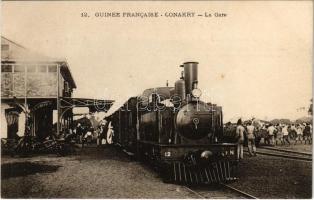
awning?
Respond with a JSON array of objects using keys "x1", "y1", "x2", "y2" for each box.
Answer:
[{"x1": 60, "y1": 97, "x2": 114, "y2": 112}]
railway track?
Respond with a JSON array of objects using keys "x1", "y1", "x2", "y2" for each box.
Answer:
[
  {"x1": 184, "y1": 184, "x2": 257, "y2": 199},
  {"x1": 220, "y1": 184, "x2": 257, "y2": 199},
  {"x1": 259, "y1": 146, "x2": 312, "y2": 156},
  {"x1": 253, "y1": 146, "x2": 312, "y2": 161}
]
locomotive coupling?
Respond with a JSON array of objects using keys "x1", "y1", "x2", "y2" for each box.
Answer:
[
  {"x1": 184, "y1": 150, "x2": 214, "y2": 166},
  {"x1": 200, "y1": 150, "x2": 213, "y2": 159}
]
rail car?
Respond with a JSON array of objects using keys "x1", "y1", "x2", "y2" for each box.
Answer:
[{"x1": 109, "y1": 62, "x2": 239, "y2": 184}]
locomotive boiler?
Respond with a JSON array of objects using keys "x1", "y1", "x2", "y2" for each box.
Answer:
[{"x1": 109, "y1": 61, "x2": 239, "y2": 184}]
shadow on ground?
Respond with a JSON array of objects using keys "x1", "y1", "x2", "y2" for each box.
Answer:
[{"x1": 1, "y1": 162, "x2": 61, "y2": 179}]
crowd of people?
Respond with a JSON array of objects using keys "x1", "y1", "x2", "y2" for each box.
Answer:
[
  {"x1": 260, "y1": 123, "x2": 312, "y2": 146},
  {"x1": 64, "y1": 119, "x2": 114, "y2": 147},
  {"x1": 234, "y1": 119, "x2": 312, "y2": 160}
]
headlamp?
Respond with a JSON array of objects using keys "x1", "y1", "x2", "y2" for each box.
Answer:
[{"x1": 191, "y1": 88, "x2": 202, "y2": 98}]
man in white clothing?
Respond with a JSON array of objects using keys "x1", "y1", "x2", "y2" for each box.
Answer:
[
  {"x1": 236, "y1": 119, "x2": 245, "y2": 160},
  {"x1": 282, "y1": 125, "x2": 290, "y2": 145},
  {"x1": 267, "y1": 124, "x2": 276, "y2": 146},
  {"x1": 246, "y1": 121, "x2": 257, "y2": 156}
]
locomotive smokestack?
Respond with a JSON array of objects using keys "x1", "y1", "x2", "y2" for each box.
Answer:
[{"x1": 183, "y1": 62, "x2": 198, "y2": 95}]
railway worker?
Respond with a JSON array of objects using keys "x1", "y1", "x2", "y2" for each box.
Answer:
[
  {"x1": 236, "y1": 119, "x2": 245, "y2": 160},
  {"x1": 267, "y1": 124, "x2": 276, "y2": 146},
  {"x1": 282, "y1": 125, "x2": 290, "y2": 145},
  {"x1": 246, "y1": 121, "x2": 256, "y2": 156}
]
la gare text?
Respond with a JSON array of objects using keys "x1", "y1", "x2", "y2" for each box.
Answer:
[{"x1": 81, "y1": 12, "x2": 227, "y2": 18}]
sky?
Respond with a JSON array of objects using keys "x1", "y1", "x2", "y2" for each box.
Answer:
[{"x1": 2, "y1": 1, "x2": 313, "y2": 122}]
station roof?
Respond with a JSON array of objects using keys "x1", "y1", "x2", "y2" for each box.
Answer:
[
  {"x1": 60, "y1": 97, "x2": 114, "y2": 112},
  {"x1": 2, "y1": 97, "x2": 114, "y2": 113}
]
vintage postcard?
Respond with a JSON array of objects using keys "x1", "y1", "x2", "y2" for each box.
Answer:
[{"x1": 1, "y1": 1, "x2": 312, "y2": 199}]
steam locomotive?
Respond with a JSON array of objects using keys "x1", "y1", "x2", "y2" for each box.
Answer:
[{"x1": 109, "y1": 62, "x2": 239, "y2": 184}]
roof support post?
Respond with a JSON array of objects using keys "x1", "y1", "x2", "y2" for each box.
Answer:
[{"x1": 57, "y1": 64, "x2": 60, "y2": 136}]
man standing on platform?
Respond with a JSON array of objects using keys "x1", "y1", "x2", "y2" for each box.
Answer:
[
  {"x1": 236, "y1": 119, "x2": 245, "y2": 160},
  {"x1": 246, "y1": 121, "x2": 257, "y2": 156}
]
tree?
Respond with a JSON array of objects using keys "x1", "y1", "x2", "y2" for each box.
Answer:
[{"x1": 308, "y1": 99, "x2": 313, "y2": 116}]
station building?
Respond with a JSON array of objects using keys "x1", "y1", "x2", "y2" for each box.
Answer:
[{"x1": 1, "y1": 36, "x2": 113, "y2": 140}]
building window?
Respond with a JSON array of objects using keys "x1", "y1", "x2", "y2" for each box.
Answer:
[
  {"x1": 14, "y1": 65, "x2": 25, "y2": 72},
  {"x1": 48, "y1": 65, "x2": 57, "y2": 72},
  {"x1": 1, "y1": 44, "x2": 9, "y2": 51},
  {"x1": 1, "y1": 64, "x2": 12, "y2": 72},
  {"x1": 27, "y1": 65, "x2": 36, "y2": 73},
  {"x1": 38, "y1": 65, "x2": 47, "y2": 73}
]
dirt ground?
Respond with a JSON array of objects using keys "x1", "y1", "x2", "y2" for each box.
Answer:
[
  {"x1": 1, "y1": 146, "x2": 198, "y2": 198},
  {"x1": 1, "y1": 145, "x2": 312, "y2": 198},
  {"x1": 229, "y1": 153, "x2": 312, "y2": 199}
]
